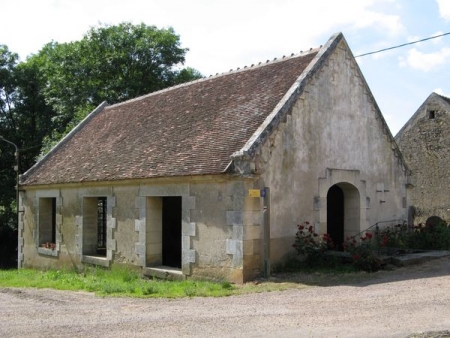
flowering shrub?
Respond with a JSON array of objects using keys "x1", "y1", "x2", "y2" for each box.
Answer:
[
  {"x1": 291, "y1": 218, "x2": 450, "y2": 273},
  {"x1": 292, "y1": 221, "x2": 334, "y2": 267},
  {"x1": 377, "y1": 223, "x2": 408, "y2": 254},
  {"x1": 376, "y1": 221, "x2": 450, "y2": 251},
  {"x1": 343, "y1": 232, "x2": 382, "y2": 272}
]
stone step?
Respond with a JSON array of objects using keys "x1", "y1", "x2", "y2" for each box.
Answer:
[{"x1": 142, "y1": 266, "x2": 185, "y2": 281}]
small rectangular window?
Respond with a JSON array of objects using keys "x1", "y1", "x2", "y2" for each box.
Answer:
[
  {"x1": 38, "y1": 197, "x2": 56, "y2": 248},
  {"x1": 428, "y1": 110, "x2": 436, "y2": 119}
]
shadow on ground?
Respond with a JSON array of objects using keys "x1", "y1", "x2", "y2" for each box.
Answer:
[
  {"x1": 406, "y1": 331, "x2": 450, "y2": 338},
  {"x1": 264, "y1": 251, "x2": 450, "y2": 288}
]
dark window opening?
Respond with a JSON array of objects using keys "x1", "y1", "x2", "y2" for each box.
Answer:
[
  {"x1": 428, "y1": 110, "x2": 436, "y2": 119},
  {"x1": 39, "y1": 197, "x2": 57, "y2": 248}
]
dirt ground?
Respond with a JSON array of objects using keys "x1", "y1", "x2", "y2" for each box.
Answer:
[{"x1": 1, "y1": 257, "x2": 450, "y2": 338}]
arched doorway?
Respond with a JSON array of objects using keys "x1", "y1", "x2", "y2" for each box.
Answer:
[{"x1": 327, "y1": 182, "x2": 360, "y2": 249}]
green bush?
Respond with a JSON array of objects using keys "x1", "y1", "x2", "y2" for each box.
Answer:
[{"x1": 408, "y1": 220, "x2": 450, "y2": 250}]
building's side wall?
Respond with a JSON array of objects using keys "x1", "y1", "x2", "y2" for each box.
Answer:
[
  {"x1": 188, "y1": 180, "x2": 261, "y2": 282},
  {"x1": 253, "y1": 39, "x2": 408, "y2": 265},
  {"x1": 20, "y1": 176, "x2": 261, "y2": 282},
  {"x1": 396, "y1": 96, "x2": 450, "y2": 223}
]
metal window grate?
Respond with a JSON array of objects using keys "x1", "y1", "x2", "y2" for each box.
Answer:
[{"x1": 97, "y1": 197, "x2": 107, "y2": 249}]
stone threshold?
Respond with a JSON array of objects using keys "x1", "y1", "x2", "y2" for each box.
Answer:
[{"x1": 143, "y1": 266, "x2": 185, "y2": 281}]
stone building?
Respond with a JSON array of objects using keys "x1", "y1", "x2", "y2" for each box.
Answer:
[
  {"x1": 18, "y1": 32, "x2": 409, "y2": 282},
  {"x1": 395, "y1": 92, "x2": 450, "y2": 225}
]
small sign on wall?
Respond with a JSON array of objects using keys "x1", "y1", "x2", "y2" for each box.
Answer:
[
  {"x1": 248, "y1": 189, "x2": 266, "y2": 198},
  {"x1": 248, "y1": 189, "x2": 261, "y2": 198}
]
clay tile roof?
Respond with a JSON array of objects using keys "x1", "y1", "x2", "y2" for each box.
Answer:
[{"x1": 21, "y1": 50, "x2": 318, "y2": 185}]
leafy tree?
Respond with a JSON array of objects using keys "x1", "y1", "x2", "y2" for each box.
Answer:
[
  {"x1": 0, "y1": 45, "x2": 20, "y2": 226},
  {"x1": 175, "y1": 67, "x2": 203, "y2": 85},
  {"x1": 0, "y1": 45, "x2": 22, "y2": 268},
  {"x1": 0, "y1": 45, "x2": 19, "y2": 133},
  {"x1": 1, "y1": 46, "x2": 55, "y2": 233}
]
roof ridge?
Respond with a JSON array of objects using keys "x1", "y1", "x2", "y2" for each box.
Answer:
[{"x1": 108, "y1": 47, "x2": 322, "y2": 109}]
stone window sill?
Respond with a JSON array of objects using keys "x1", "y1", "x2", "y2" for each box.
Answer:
[{"x1": 37, "y1": 247, "x2": 58, "y2": 257}]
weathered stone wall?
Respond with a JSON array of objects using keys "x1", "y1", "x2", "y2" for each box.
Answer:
[
  {"x1": 251, "y1": 39, "x2": 408, "y2": 265},
  {"x1": 19, "y1": 175, "x2": 261, "y2": 283},
  {"x1": 396, "y1": 93, "x2": 450, "y2": 224}
]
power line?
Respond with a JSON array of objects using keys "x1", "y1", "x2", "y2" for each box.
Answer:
[{"x1": 354, "y1": 32, "x2": 450, "y2": 58}]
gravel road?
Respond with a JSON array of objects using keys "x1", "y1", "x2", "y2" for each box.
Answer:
[{"x1": 1, "y1": 257, "x2": 450, "y2": 338}]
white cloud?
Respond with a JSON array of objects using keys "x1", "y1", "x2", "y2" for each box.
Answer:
[
  {"x1": 434, "y1": 88, "x2": 450, "y2": 98},
  {"x1": 437, "y1": 0, "x2": 450, "y2": 20},
  {"x1": 353, "y1": 11, "x2": 403, "y2": 35},
  {"x1": 398, "y1": 47, "x2": 450, "y2": 71}
]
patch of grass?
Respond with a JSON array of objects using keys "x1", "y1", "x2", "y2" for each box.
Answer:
[{"x1": 0, "y1": 267, "x2": 304, "y2": 298}]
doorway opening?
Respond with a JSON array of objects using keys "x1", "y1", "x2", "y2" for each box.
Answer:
[
  {"x1": 327, "y1": 183, "x2": 360, "y2": 250},
  {"x1": 146, "y1": 196, "x2": 182, "y2": 269},
  {"x1": 162, "y1": 196, "x2": 182, "y2": 268}
]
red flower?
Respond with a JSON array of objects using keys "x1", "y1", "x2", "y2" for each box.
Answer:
[{"x1": 380, "y1": 235, "x2": 389, "y2": 247}]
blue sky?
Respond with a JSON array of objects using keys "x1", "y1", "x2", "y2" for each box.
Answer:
[{"x1": 1, "y1": 0, "x2": 449, "y2": 135}]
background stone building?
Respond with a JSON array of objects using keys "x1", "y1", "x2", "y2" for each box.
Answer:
[{"x1": 396, "y1": 92, "x2": 450, "y2": 225}]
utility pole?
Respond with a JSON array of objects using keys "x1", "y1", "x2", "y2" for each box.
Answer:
[{"x1": 263, "y1": 187, "x2": 270, "y2": 278}]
